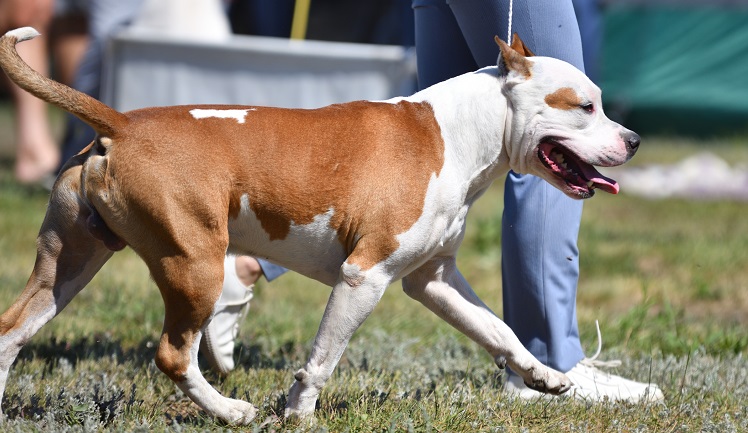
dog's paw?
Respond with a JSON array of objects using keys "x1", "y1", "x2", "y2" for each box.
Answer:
[
  {"x1": 284, "y1": 376, "x2": 319, "y2": 420},
  {"x1": 283, "y1": 406, "x2": 317, "y2": 422},
  {"x1": 524, "y1": 368, "x2": 572, "y2": 395},
  {"x1": 222, "y1": 399, "x2": 258, "y2": 425}
]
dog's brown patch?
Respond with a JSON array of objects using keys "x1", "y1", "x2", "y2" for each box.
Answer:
[
  {"x1": 544, "y1": 87, "x2": 581, "y2": 111},
  {"x1": 227, "y1": 101, "x2": 445, "y2": 270},
  {"x1": 95, "y1": 101, "x2": 445, "y2": 272}
]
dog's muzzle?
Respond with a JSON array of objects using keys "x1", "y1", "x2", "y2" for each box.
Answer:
[{"x1": 537, "y1": 138, "x2": 620, "y2": 198}]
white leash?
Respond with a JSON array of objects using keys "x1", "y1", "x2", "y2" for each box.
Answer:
[
  {"x1": 580, "y1": 320, "x2": 623, "y2": 368},
  {"x1": 507, "y1": 0, "x2": 514, "y2": 43}
]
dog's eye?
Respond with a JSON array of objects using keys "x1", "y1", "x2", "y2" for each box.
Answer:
[{"x1": 581, "y1": 103, "x2": 594, "y2": 113}]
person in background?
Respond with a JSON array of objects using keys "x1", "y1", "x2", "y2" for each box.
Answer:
[
  {"x1": 0, "y1": 0, "x2": 88, "y2": 186},
  {"x1": 412, "y1": 0, "x2": 662, "y2": 402},
  {"x1": 0, "y1": 0, "x2": 58, "y2": 185}
]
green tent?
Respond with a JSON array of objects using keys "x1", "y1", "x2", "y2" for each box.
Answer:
[{"x1": 601, "y1": 3, "x2": 748, "y2": 136}]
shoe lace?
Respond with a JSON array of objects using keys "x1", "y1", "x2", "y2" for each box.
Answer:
[{"x1": 579, "y1": 320, "x2": 622, "y2": 369}]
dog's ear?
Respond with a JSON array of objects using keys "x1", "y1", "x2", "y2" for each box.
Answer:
[
  {"x1": 510, "y1": 33, "x2": 534, "y2": 57},
  {"x1": 495, "y1": 35, "x2": 533, "y2": 81}
]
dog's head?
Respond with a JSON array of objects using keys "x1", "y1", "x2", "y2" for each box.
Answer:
[{"x1": 496, "y1": 35, "x2": 639, "y2": 199}]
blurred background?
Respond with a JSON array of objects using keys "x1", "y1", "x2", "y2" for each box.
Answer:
[{"x1": 601, "y1": 0, "x2": 748, "y2": 137}]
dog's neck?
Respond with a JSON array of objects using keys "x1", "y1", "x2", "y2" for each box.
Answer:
[{"x1": 408, "y1": 67, "x2": 511, "y2": 201}]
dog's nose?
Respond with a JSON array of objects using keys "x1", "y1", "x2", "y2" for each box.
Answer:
[{"x1": 623, "y1": 131, "x2": 640, "y2": 151}]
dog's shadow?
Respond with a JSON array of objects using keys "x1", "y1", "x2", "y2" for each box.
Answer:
[
  {"x1": 7, "y1": 336, "x2": 302, "y2": 425},
  {"x1": 8, "y1": 336, "x2": 442, "y2": 426},
  {"x1": 14, "y1": 335, "x2": 301, "y2": 371}
]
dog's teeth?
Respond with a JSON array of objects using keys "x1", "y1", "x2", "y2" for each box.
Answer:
[{"x1": 587, "y1": 180, "x2": 595, "y2": 188}]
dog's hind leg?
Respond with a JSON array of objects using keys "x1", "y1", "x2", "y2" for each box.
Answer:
[
  {"x1": 147, "y1": 249, "x2": 257, "y2": 425},
  {"x1": 284, "y1": 260, "x2": 390, "y2": 419},
  {"x1": 0, "y1": 166, "x2": 114, "y2": 418},
  {"x1": 402, "y1": 256, "x2": 572, "y2": 395}
]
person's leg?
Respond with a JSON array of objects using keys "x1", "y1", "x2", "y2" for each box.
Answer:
[
  {"x1": 49, "y1": 1, "x2": 89, "y2": 88},
  {"x1": 200, "y1": 255, "x2": 255, "y2": 374},
  {"x1": 446, "y1": 0, "x2": 586, "y2": 374},
  {"x1": 412, "y1": 0, "x2": 477, "y2": 90},
  {"x1": 572, "y1": 0, "x2": 603, "y2": 83},
  {"x1": 0, "y1": 0, "x2": 59, "y2": 184},
  {"x1": 201, "y1": 255, "x2": 287, "y2": 374},
  {"x1": 445, "y1": 0, "x2": 662, "y2": 402},
  {"x1": 11, "y1": 31, "x2": 60, "y2": 184},
  {"x1": 501, "y1": 173, "x2": 585, "y2": 372}
]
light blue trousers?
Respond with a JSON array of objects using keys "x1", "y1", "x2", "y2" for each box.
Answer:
[{"x1": 413, "y1": 0, "x2": 586, "y2": 373}]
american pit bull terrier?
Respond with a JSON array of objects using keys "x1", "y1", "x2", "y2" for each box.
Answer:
[{"x1": 0, "y1": 27, "x2": 639, "y2": 424}]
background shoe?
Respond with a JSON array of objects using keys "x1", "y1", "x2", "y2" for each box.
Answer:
[{"x1": 200, "y1": 256, "x2": 253, "y2": 374}]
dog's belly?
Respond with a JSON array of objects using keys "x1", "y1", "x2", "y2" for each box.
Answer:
[{"x1": 226, "y1": 205, "x2": 347, "y2": 286}]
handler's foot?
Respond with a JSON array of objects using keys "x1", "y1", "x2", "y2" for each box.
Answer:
[
  {"x1": 505, "y1": 361, "x2": 664, "y2": 403},
  {"x1": 505, "y1": 321, "x2": 664, "y2": 403},
  {"x1": 566, "y1": 360, "x2": 663, "y2": 403},
  {"x1": 200, "y1": 255, "x2": 254, "y2": 374}
]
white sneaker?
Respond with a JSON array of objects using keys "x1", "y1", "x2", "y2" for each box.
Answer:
[
  {"x1": 504, "y1": 362, "x2": 664, "y2": 403},
  {"x1": 200, "y1": 256, "x2": 253, "y2": 374},
  {"x1": 564, "y1": 360, "x2": 664, "y2": 403},
  {"x1": 504, "y1": 321, "x2": 664, "y2": 403}
]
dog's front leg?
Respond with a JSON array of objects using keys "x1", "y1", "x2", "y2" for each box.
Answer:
[
  {"x1": 285, "y1": 262, "x2": 389, "y2": 420},
  {"x1": 402, "y1": 257, "x2": 571, "y2": 395}
]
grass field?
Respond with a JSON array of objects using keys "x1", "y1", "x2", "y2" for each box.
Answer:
[{"x1": 0, "y1": 106, "x2": 747, "y2": 431}]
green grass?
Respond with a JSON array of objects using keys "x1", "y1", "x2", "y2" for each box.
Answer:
[{"x1": 0, "y1": 138, "x2": 747, "y2": 432}]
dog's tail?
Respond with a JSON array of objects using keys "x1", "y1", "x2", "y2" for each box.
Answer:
[{"x1": 0, "y1": 27, "x2": 127, "y2": 136}]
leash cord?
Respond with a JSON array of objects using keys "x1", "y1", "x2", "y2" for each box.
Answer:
[{"x1": 507, "y1": 0, "x2": 514, "y2": 43}]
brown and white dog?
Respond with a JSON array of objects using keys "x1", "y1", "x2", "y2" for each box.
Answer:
[{"x1": 0, "y1": 27, "x2": 639, "y2": 424}]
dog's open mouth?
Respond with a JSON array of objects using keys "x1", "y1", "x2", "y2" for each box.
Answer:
[{"x1": 538, "y1": 139, "x2": 619, "y2": 197}]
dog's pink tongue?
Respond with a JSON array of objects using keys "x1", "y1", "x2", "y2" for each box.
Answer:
[{"x1": 579, "y1": 164, "x2": 620, "y2": 194}]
